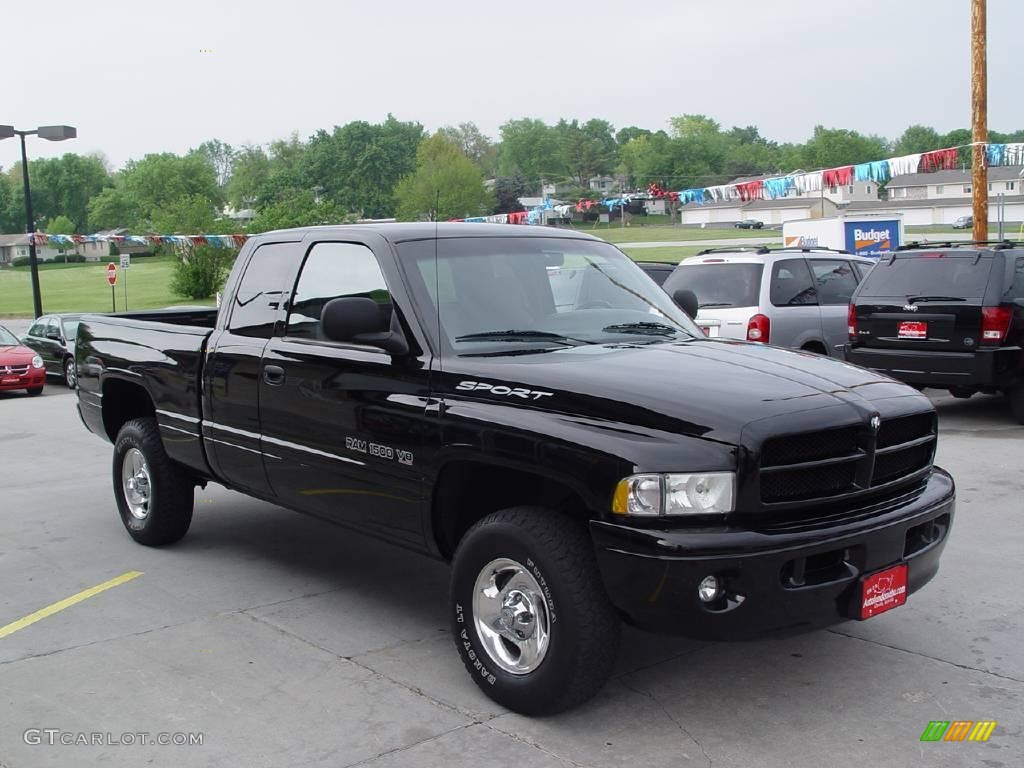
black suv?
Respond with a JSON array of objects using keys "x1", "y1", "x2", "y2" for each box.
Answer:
[{"x1": 845, "y1": 243, "x2": 1024, "y2": 422}]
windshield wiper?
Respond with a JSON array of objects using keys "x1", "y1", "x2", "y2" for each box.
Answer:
[
  {"x1": 601, "y1": 321, "x2": 687, "y2": 336},
  {"x1": 698, "y1": 302, "x2": 732, "y2": 308},
  {"x1": 905, "y1": 295, "x2": 967, "y2": 303},
  {"x1": 455, "y1": 330, "x2": 581, "y2": 345}
]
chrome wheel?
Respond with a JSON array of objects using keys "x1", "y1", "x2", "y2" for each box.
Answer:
[
  {"x1": 472, "y1": 557, "x2": 551, "y2": 675},
  {"x1": 64, "y1": 359, "x2": 77, "y2": 388},
  {"x1": 121, "y1": 448, "x2": 152, "y2": 520}
]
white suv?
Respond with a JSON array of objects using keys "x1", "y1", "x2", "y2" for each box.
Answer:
[{"x1": 662, "y1": 247, "x2": 876, "y2": 356}]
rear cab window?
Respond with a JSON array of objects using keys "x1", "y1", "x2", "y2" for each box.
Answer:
[
  {"x1": 228, "y1": 243, "x2": 302, "y2": 338},
  {"x1": 663, "y1": 262, "x2": 764, "y2": 309},
  {"x1": 857, "y1": 251, "x2": 994, "y2": 299}
]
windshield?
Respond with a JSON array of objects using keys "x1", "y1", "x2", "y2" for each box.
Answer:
[
  {"x1": 398, "y1": 237, "x2": 701, "y2": 355},
  {"x1": 0, "y1": 325, "x2": 20, "y2": 346},
  {"x1": 664, "y1": 263, "x2": 764, "y2": 308},
  {"x1": 859, "y1": 253, "x2": 993, "y2": 299}
]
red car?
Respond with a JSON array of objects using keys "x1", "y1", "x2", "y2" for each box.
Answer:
[{"x1": 0, "y1": 323, "x2": 46, "y2": 396}]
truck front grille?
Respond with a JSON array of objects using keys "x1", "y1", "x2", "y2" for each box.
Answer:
[{"x1": 759, "y1": 413, "x2": 936, "y2": 505}]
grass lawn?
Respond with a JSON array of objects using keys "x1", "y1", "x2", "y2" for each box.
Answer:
[
  {"x1": 623, "y1": 246, "x2": 707, "y2": 263},
  {"x1": 566, "y1": 223, "x2": 776, "y2": 244},
  {"x1": 0, "y1": 256, "x2": 213, "y2": 317}
]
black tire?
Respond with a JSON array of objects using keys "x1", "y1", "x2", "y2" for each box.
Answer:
[
  {"x1": 1008, "y1": 387, "x2": 1024, "y2": 425},
  {"x1": 112, "y1": 417, "x2": 194, "y2": 545},
  {"x1": 949, "y1": 387, "x2": 974, "y2": 400},
  {"x1": 63, "y1": 357, "x2": 77, "y2": 388},
  {"x1": 26, "y1": 387, "x2": 43, "y2": 396},
  {"x1": 450, "y1": 506, "x2": 620, "y2": 715}
]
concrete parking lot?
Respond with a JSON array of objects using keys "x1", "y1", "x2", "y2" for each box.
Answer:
[{"x1": 0, "y1": 383, "x2": 1021, "y2": 768}]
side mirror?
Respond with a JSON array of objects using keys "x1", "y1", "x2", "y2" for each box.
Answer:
[
  {"x1": 321, "y1": 297, "x2": 408, "y2": 356},
  {"x1": 672, "y1": 289, "x2": 699, "y2": 319}
]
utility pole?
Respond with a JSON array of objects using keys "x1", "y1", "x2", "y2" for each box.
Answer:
[{"x1": 971, "y1": 0, "x2": 988, "y2": 242}]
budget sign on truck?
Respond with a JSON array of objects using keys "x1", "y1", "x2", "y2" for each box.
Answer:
[{"x1": 783, "y1": 214, "x2": 903, "y2": 258}]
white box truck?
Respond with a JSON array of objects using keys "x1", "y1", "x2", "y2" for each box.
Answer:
[{"x1": 782, "y1": 214, "x2": 904, "y2": 258}]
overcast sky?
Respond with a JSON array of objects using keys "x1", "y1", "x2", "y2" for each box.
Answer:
[{"x1": 3, "y1": 0, "x2": 1021, "y2": 171}]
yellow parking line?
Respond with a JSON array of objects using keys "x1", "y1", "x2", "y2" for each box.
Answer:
[{"x1": 0, "y1": 571, "x2": 143, "y2": 640}]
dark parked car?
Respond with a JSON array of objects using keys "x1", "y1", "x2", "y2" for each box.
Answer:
[
  {"x1": 21, "y1": 313, "x2": 82, "y2": 387},
  {"x1": 951, "y1": 215, "x2": 973, "y2": 230},
  {"x1": 634, "y1": 260, "x2": 676, "y2": 286},
  {"x1": 76, "y1": 224, "x2": 955, "y2": 714},
  {"x1": 735, "y1": 219, "x2": 764, "y2": 229},
  {"x1": 845, "y1": 243, "x2": 1024, "y2": 422}
]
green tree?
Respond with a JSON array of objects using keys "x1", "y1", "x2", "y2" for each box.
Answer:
[
  {"x1": 615, "y1": 126, "x2": 651, "y2": 146},
  {"x1": 438, "y1": 122, "x2": 496, "y2": 172},
  {"x1": 170, "y1": 244, "x2": 236, "y2": 300},
  {"x1": 0, "y1": 172, "x2": 20, "y2": 233},
  {"x1": 45, "y1": 214, "x2": 75, "y2": 234},
  {"x1": 496, "y1": 119, "x2": 560, "y2": 187},
  {"x1": 395, "y1": 133, "x2": 495, "y2": 221},
  {"x1": 797, "y1": 126, "x2": 890, "y2": 169},
  {"x1": 120, "y1": 152, "x2": 221, "y2": 225},
  {"x1": 194, "y1": 139, "x2": 236, "y2": 188},
  {"x1": 247, "y1": 190, "x2": 350, "y2": 233},
  {"x1": 301, "y1": 116, "x2": 423, "y2": 218},
  {"x1": 150, "y1": 193, "x2": 220, "y2": 233},
  {"x1": 555, "y1": 119, "x2": 618, "y2": 187},
  {"x1": 6, "y1": 153, "x2": 110, "y2": 232},
  {"x1": 493, "y1": 176, "x2": 529, "y2": 213},
  {"x1": 893, "y1": 125, "x2": 944, "y2": 155},
  {"x1": 87, "y1": 186, "x2": 142, "y2": 231},
  {"x1": 227, "y1": 144, "x2": 272, "y2": 208}
]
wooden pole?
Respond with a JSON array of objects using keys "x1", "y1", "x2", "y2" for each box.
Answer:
[{"x1": 971, "y1": 0, "x2": 988, "y2": 242}]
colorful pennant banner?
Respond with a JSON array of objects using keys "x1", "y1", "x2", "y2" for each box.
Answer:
[{"x1": 31, "y1": 232, "x2": 248, "y2": 249}]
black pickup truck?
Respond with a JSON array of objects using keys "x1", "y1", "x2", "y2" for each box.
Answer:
[{"x1": 76, "y1": 224, "x2": 955, "y2": 714}]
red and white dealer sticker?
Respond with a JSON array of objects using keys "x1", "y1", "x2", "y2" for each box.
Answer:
[{"x1": 859, "y1": 564, "x2": 908, "y2": 619}]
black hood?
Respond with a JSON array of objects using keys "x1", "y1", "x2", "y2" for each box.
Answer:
[{"x1": 443, "y1": 339, "x2": 929, "y2": 446}]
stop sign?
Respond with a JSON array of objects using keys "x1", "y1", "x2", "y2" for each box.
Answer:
[{"x1": 106, "y1": 262, "x2": 117, "y2": 286}]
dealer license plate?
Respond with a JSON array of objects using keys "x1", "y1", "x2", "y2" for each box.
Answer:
[
  {"x1": 858, "y1": 564, "x2": 908, "y2": 619},
  {"x1": 898, "y1": 321, "x2": 928, "y2": 339}
]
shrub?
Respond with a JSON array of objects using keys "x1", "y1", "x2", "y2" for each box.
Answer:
[
  {"x1": 170, "y1": 245, "x2": 236, "y2": 300},
  {"x1": 11, "y1": 256, "x2": 30, "y2": 267}
]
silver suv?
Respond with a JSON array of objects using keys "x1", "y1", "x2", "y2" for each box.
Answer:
[{"x1": 662, "y1": 247, "x2": 876, "y2": 356}]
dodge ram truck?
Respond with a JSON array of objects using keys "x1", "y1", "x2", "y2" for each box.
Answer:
[{"x1": 76, "y1": 223, "x2": 956, "y2": 714}]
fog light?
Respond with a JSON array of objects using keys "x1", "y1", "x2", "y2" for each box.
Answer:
[{"x1": 697, "y1": 575, "x2": 722, "y2": 603}]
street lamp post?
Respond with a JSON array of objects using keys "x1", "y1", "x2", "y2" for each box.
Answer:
[{"x1": 0, "y1": 124, "x2": 78, "y2": 318}]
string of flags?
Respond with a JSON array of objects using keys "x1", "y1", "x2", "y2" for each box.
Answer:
[
  {"x1": 31, "y1": 232, "x2": 248, "y2": 249},
  {"x1": 449, "y1": 141, "x2": 1024, "y2": 224}
]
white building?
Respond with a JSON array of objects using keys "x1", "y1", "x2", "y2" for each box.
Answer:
[
  {"x1": 680, "y1": 197, "x2": 838, "y2": 226},
  {"x1": 848, "y1": 166, "x2": 1024, "y2": 226},
  {"x1": 0, "y1": 234, "x2": 112, "y2": 266}
]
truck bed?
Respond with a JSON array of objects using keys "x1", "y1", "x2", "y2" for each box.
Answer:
[{"x1": 75, "y1": 309, "x2": 217, "y2": 478}]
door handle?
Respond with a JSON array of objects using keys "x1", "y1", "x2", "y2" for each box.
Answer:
[{"x1": 263, "y1": 364, "x2": 285, "y2": 386}]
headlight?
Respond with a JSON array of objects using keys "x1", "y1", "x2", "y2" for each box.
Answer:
[
  {"x1": 31, "y1": 355, "x2": 44, "y2": 369},
  {"x1": 612, "y1": 472, "x2": 735, "y2": 516}
]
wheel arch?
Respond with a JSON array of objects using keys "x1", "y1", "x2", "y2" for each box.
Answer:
[
  {"x1": 430, "y1": 457, "x2": 595, "y2": 560},
  {"x1": 101, "y1": 376, "x2": 156, "y2": 442}
]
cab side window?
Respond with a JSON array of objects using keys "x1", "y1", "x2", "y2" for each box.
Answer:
[
  {"x1": 810, "y1": 259, "x2": 860, "y2": 305},
  {"x1": 46, "y1": 317, "x2": 61, "y2": 339},
  {"x1": 287, "y1": 242, "x2": 392, "y2": 341},
  {"x1": 770, "y1": 259, "x2": 818, "y2": 306},
  {"x1": 28, "y1": 319, "x2": 47, "y2": 337},
  {"x1": 228, "y1": 243, "x2": 301, "y2": 338}
]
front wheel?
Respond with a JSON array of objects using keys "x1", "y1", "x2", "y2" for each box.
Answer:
[
  {"x1": 113, "y1": 417, "x2": 194, "y2": 545},
  {"x1": 26, "y1": 386, "x2": 43, "y2": 396},
  {"x1": 450, "y1": 506, "x2": 620, "y2": 715}
]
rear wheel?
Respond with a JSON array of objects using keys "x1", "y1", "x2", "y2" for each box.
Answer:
[
  {"x1": 450, "y1": 506, "x2": 620, "y2": 715},
  {"x1": 63, "y1": 357, "x2": 77, "y2": 388},
  {"x1": 949, "y1": 387, "x2": 975, "y2": 400},
  {"x1": 113, "y1": 417, "x2": 194, "y2": 545}
]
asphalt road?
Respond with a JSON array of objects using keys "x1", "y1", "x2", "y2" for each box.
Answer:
[{"x1": 0, "y1": 384, "x2": 1021, "y2": 768}]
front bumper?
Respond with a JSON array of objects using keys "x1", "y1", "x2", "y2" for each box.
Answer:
[
  {"x1": 0, "y1": 368, "x2": 45, "y2": 391},
  {"x1": 591, "y1": 468, "x2": 955, "y2": 640},
  {"x1": 844, "y1": 344, "x2": 1021, "y2": 389}
]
